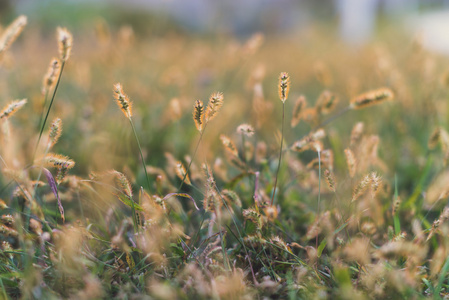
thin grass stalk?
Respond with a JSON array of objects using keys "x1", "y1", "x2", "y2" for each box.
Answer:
[
  {"x1": 316, "y1": 149, "x2": 321, "y2": 249},
  {"x1": 312, "y1": 106, "x2": 350, "y2": 132},
  {"x1": 32, "y1": 61, "x2": 66, "y2": 163},
  {"x1": 129, "y1": 118, "x2": 151, "y2": 192},
  {"x1": 178, "y1": 122, "x2": 207, "y2": 190},
  {"x1": 271, "y1": 102, "x2": 285, "y2": 206},
  {"x1": 36, "y1": 89, "x2": 50, "y2": 138}
]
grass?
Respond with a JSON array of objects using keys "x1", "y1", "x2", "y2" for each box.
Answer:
[{"x1": 2, "y1": 11, "x2": 449, "y2": 299}]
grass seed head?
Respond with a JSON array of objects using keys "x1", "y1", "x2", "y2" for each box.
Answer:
[
  {"x1": 350, "y1": 88, "x2": 394, "y2": 110},
  {"x1": 0, "y1": 99, "x2": 27, "y2": 119},
  {"x1": 205, "y1": 92, "x2": 223, "y2": 122},
  {"x1": 42, "y1": 58, "x2": 60, "y2": 94},
  {"x1": 57, "y1": 27, "x2": 73, "y2": 61},
  {"x1": 220, "y1": 134, "x2": 239, "y2": 157},
  {"x1": 350, "y1": 122, "x2": 364, "y2": 148},
  {"x1": 0, "y1": 15, "x2": 27, "y2": 54},
  {"x1": 112, "y1": 170, "x2": 133, "y2": 198},
  {"x1": 48, "y1": 117, "x2": 62, "y2": 148},
  {"x1": 236, "y1": 123, "x2": 255, "y2": 137},
  {"x1": 44, "y1": 153, "x2": 75, "y2": 170},
  {"x1": 193, "y1": 99, "x2": 205, "y2": 132},
  {"x1": 370, "y1": 172, "x2": 382, "y2": 197},
  {"x1": 278, "y1": 72, "x2": 290, "y2": 103},
  {"x1": 316, "y1": 90, "x2": 338, "y2": 114},
  {"x1": 344, "y1": 148, "x2": 357, "y2": 178},
  {"x1": 113, "y1": 83, "x2": 132, "y2": 118},
  {"x1": 324, "y1": 169, "x2": 336, "y2": 192},
  {"x1": 352, "y1": 173, "x2": 371, "y2": 202},
  {"x1": 175, "y1": 161, "x2": 191, "y2": 185},
  {"x1": 291, "y1": 95, "x2": 307, "y2": 127}
]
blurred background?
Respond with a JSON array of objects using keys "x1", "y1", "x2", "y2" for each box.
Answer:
[{"x1": 2, "y1": 0, "x2": 449, "y2": 53}]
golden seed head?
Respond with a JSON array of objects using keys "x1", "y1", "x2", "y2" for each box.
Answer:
[
  {"x1": 44, "y1": 153, "x2": 75, "y2": 170},
  {"x1": 42, "y1": 58, "x2": 60, "y2": 94},
  {"x1": 316, "y1": 90, "x2": 338, "y2": 114},
  {"x1": 220, "y1": 134, "x2": 238, "y2": 157},
  {"x1": 344, "y1": 148, "x2": 356, "y2": 178},
  {"x1": 243, "y1": 208, "x2": 264, "y2": 230},
  {"x1": 352, "y1": 173, "x2": 371, "y2": 202},
  {"x1": 112, "y1": 170, "x2": 133, "y2": 198},
  {"x1": 175, "y1": 161, "x2": 191, "y2": 185},
  {"x1": 0, "y1": 15, "x2": 27, "y2": 54},
  {"x1": 350, "y1": 122, "x2": 364, "y2": 147},
  {"x1": 278, "y1": 72, "x2": 290, "y2": 103},
  {"x1": 193, "y1": 99, "x2": 205, "y2": 132},
  {"x1": 350, "y1": 88, "x2": 394, "y2": 110},
  {"x1": 370, "y1": 172, "x2": 382, "y2": 196},
  {"x1": 291, "y1": 95, "x2": 307, "y2": 128},
  {"x1": 264, "y1": 206, "x2": 278, "y2": 222},
  {"x1": 0, "y1": 99, "x2": 27, "y2": 119},
  {"x1": 205, "y1": 92, "x2": 223, "y2": 122},
  {"x1": 48, "y1": 117, "x2": 62, "y2": 147},
  {"x1": 236, "y1": 123, "x2": 255, "y2": 137},
  {"x1": 57, "y1": 27, "x2": 73, "y2": 61},
  {"x1": 113, "y1": 83, "x2": 132, "y2": 118},
  {"x1": 324, "y1": 169, "x2": 336, "y2": 192}
]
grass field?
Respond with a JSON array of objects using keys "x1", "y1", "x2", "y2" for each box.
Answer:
[{"x1": 1, "y1": 9, "x2": 449, "y2": 299}]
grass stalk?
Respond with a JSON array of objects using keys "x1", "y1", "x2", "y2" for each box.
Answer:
[
  {"x1": 178, "y1": 123, "x2": 207, "y2": 191},
  {"x1": 271, "y1": 102, "x2": 285, "y2": 206},
  {"x1": 129, "y1": 117, "x2": 151, "y2": 192},
  {"x1": 32, "y1": 60, "x2": 66, "y2": 164}
]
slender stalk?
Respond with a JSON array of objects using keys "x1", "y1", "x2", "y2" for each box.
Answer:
[
  {"x1": 271, "y1": 102, "x2": 285, "y2": 206},
  {"x1": 37, "y1": 89, "x2": 50, "y2": 137},
  {"x1": 312, "y1": 106, "x2": 350, "y2": 132},
  {"x1": 178, "y1": 123, "x2": 207, "y2": 191},
  {"x1": 316, "y1": 150, "x2": 321, "y2": 248},
  {"x1": 32, "y1": 61, "x2": 66, "y2": 164},
  {"x1": 129, "y1": 118, "x2": 151, "y2": 192}
]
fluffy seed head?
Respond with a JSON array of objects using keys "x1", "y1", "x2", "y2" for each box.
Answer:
[
  {"x1": 205, "y1": 92, "x2": 223, "y2": 122},
  {"x1": 0, "y1": 15, "x2": 27, "y2": 54},
  {"x1": 324, "y1": 169, "x2": 336, "y2": 192},
  {"x1": 42, "y1": 58, "x2": 60, "y2": 94},
  {"x1": 278, "y1": 72, "x2": 290, "y2": 103},
  {"x1": 237, "y1": 124, "x2": 255, "y2": 137},
  {"x1": 57, "y1": 27, "x2": 73, "y2": 61},
  {"x1": 370, "y1": 172, "x2": 382, "y2": 197},
  {"x1": 350, "y1": 88, "x2": 394, "y2": 110},
  {"x1": 220, "y1": 134, "x2": 239, "y2": 157},
  {"x1": 48, "y1": 117, "x2": 62, "y2": 148},
  {"x1": 350, "y1": 122, "x2": 364, "y2": 147},
  {"x1": 352, "y1": 173, "x2": 371, "y2": 202},
  {"x1": 291, "y1": 95, "x2": 307, "y2": 127},
  {"x1": 44, "y1": 153, "x2": 75, "y2": 170},
  {"x1": 0, "y1": 99, "x2": 27, "y2": 119},
  {"x1": 344, "y1": 148, "x2": 357, "y2": 178},
  {"x1": 193, "y1": 100, "x2": 205, "y2": 132},
  {"x1": 112, "y1": 170, "x2": 133, "y2": 198},
  {"x1": 316, "y1": 90, "x2": 338, "y2": 114},
  {"x1": 175, "y1": 161, "x2": 191, "y2": 185},
  {"x1": 113, "y1": 83, "x2": 132, "y2": 118}
]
